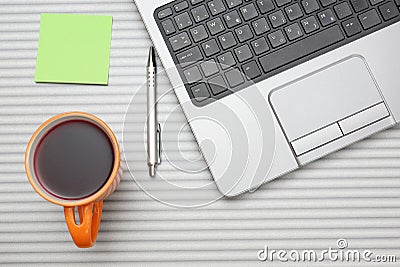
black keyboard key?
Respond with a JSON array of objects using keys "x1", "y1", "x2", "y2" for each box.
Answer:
[
  {"x1": 379, "y1": 2, "x2": 399, "y2": 20},
  {"x1": 350, "y1": 0, "x2": 369, "y2": 12},
  {"x1": 225, "y1": 68, "x2": 245, "y2": 87},
  {"x1": 219, "y1": 32, "x2": 237, "y2": 49},
  {"x1": 260, "y1": 25, "x2": 344, "y2": 73},
  {"x1": 184, "y1": 66, "x2": 202, "y2": 84},
  {"x1": 207, "y1": 18, "x2": 225, "y2": 35},
  {"x1": 235, "y1": 44, "x2": 253, "y2": 62},
  {"x1": 242, "y1": 61, "x2": 262, "y2": 79},
  {"x1": 161, "y1": 19, "x2": 176, "y2": 35},
  {"x1": 342, "y1": 17, "x2": 362, "y2": 36},
  {"x1": 240, "y1": 3, "x2": 259, "y2": 20},
  {"x1": 369, "y1": 0, "x2": 384, "y2": 5},
  {"x1": 358, "y1": 9, "x2": 381, "y2": 29},
  {"x1": 191, "y1": 5, "x2": 210, "y2": 22},
  {"x1": 302, "y1": 0, "x2": 320, "y2": 14},
  {"x1": 334, "y1": 2, "x2": 353, "y2": 19},
  {"x1": 285, "y1": 4, "x2": 304, "y2": 20},
  {"x1": 285, "y1": 23, "x2": 303, "y2": 40},
  {"x1": 301, "y1": 16, "x2": 320, "y2": 33},
  {"x1": 191, "y1": 83, "x2": 210, "y2": 102},
  {"x1": 225, "y1": 0, "x2": 243, "y2": 8},
  {"x1": 396, "y1": 0, "x2": 400, "y2": 6},
  {"x1": 269, "y1": 10, "x2": 287, "y2": 28},
  {"x1": 209, "y1": 75, "x2": 228, "y2": 95},
  {"x1": 257, "y1": 0, "x2": 276, "y2": 13},
  {"x1": 276, "y1": 0, "x2": 291, "y2": 7},
  {"x1": 169, "y1": 32, "x2": 192, "y2": 51},
  {"x1": 174, "y1": 1, "x2": 189, "y2": 12},
  {"x1": 174, "y1": 12, "x2": 193, "y2": 30},
  {"x1": 176, "y1": 46, "x2": 203, "y2": 67},
  {"x1": 252, "y1": 18, "x2": 271, "y2": 35},
  {"x1": 318, "y1": 9, "x2": 336, "y2": 26},
  {"x1": 190, "y1": 25, "x2": 209, "y2": 42},
  {"x1": 320, "y1": 0, "x2": 336, "y2": 6},
  {"x1": 208, "y1": 0, "x2": 226, "y2": 15},
  {"x1": 268, "y1": 30, "x2": 287, "y2": 47},
  {"x1": 235, "y1": 25, "x2": 254, "y2": 42},
  {"x1": 191, "y1": 0, "x2": 205, "y2": 4},
  {"x1": 218, "y1": 52, "x2": 237, "y2": 69},
  {"x1": 224, "y1": 10, "x2": 243, "y2": 28},
  {"x1": 202, "y1": 39, "x2": 221, "y2": 56},
  {"x1": 251, "y1": 37, "x2": 270, "y2": 55},
  {"x1": 200, "y1": 60, "x2": 219, "y2": 77},
  {"x1": 158, "y1": 8, "x2": 172, "y2": 19}
]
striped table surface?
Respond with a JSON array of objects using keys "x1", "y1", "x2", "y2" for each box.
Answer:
[{"x1": 0, "y1": 0, "x2": 399, "y2": 266}]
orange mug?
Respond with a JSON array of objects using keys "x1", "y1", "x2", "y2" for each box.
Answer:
[{"x1": 24, "y1": 112, "x2": 122, "y2": 248}]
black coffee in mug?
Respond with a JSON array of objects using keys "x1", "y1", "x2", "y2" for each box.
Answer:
[{"x1": 33, "y1": 120, "x2": 114, "y2": 199}]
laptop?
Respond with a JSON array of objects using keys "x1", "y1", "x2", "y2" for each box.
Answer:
[{"x1": 133, "y1": 0, "x2": 400, "y2": 196}]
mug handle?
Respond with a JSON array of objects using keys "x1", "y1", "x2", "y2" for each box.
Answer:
[{"x1": 64, "y1": 201, "x2": 103, "y2": 248}]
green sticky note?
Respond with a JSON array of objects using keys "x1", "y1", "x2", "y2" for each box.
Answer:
[{"x1": 35, "y1": 14, "x2": 113, "y2": 85}]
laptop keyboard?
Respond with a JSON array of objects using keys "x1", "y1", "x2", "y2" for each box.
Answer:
[{"x1": 154, "y1": 0, "x2": 400, "y2": 106}]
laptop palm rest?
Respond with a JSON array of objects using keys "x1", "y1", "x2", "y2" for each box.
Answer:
[{"x1": 270, "y1": 56, "x2": 393, "y2": 163}]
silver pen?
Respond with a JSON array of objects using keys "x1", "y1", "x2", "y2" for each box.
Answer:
[{"x1": 146, "y1": 47, "x2": 161, "y2": 177}]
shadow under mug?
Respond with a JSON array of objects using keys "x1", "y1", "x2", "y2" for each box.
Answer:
[{"x1": 24, "y1": 112, "x2": 122, "y2": 248}]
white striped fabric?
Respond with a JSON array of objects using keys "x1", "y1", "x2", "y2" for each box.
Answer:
[{"x1": 0, "y1": 0, "x2": 399, "y2": 266}]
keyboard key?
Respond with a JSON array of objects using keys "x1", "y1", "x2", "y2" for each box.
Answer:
[
  {"x1": 358, "y1": 9, "x2": 381, "y2": 29},
  {"x1": 191, "y1": 83, "x2": 210, "y2": 102},
  {"x1": 242, "y1": 61, "x2": 262, "y2": 79},
  {"x1": 161, "y1": 19, "x2": 176, "y2": 35},
  {"x1": 224, "y1": 10, "x2": 243, "y2": 28},
  {"x1": 225, "y1": 68, "x2": 245, "y2": 87},
  {"x1": 174, "y1": 1, "x2": 189, "y2": 12},
  {"x1": 207, "y1": 18, "x2": 225, "y2": 35},
  {"x1": 208, "y1": 0, "x2": 226, "y2": 15},
  {"x1": 184, "y1": 66, "x2": 202, "y2": 84},
  {"x1": 396, "y1": 0, "x2": 400, "y2": 6},
  {"x1": 318, "y1": 9, "x2": 336, "y2": 26},
  {"x1": 285, "y1": 4, "x2": 304, "y2": 21},
  {"x1": 342, "y1": 17, "x2": 362, "y2": 36},
  {"x1": 176, "y1": 46, "x2": 203, "y2": 67},
  {"x1": 259, "y1": 25, "x2": 344, "y2": 73},
  {"x1": 202, "y1": 39, "x2": 221, "y2": 56},
  {"x1": 225, "y1": 0, "x2": 243, "y2": 8},
  {"x1": 190, "y1": 25, "x2": 209, "y2": 42},
  {"x1": 379, "y1": 2, "x2": 399, "y2": 20},
  {"x1": 235, "y1": 25, "x2": 254, "y2": 42},
  {"x1": 191, "y1": 5, "x2": 210, "y2": 22},
  {"x1": 334, "y1": 2, "x2": 353, "y2": 19},
  {"x1": 276, "y1": 0, "x2": 291, "y2": 7},
  {"x1": 240, "y1": 3, "x2": 259, "y2": 21},
  {"x1": 234, "y1": 44, "x2": 253, "y2": 62},
  {"x1": 269, "y1": 10, "x2": 287, "y2": 28},
  {"x1": 209, "y1": 75, "x2": 228, "y2": 95},
  {"x1": 285, "y1": 23, "x2": 303, "y2": 40},
  {"x1": 257, "y1": 0, "x2": 275, "y2": 13},
  {"x1": 302, "y1": 0, "x2": 320, "y2": 14},
  {"x1": 218, "y1": 52, "x2": 236, "y2": 69},
  {"x1": 191, "y1": 0, "x2": 205, "y2": 4},
  {"x1": 200, "y1": 60, "x2": 220, "y2": 77},
  {"x1": 268, "y1": 30, "x2": 287, "y2": 47},
  {"x1": 251, "y1": 37, "x2": 270, "y2": 55},
  {"x1": 252, "y1": 18, "x2": 271, "y2": 35},
  {"x1": 320, "y1": 0, "x2": 336, "y2": 7},
  {"x1": 301, "y1": 16, "x2": 320, "y2": 33},
  {"x1": 158, "y1": 8, "x2": 172, "y2": 19},
  {"x1": 174, "y1": 12, "x2": 193, "y2": 30},
  {"x1": 350, "y1": 0, "x2": 369, "y2": 12},
  {"x1": 219, "y1": 32, "x2": 237, "y2": 49},
  {"x1": 169, "y1": 32, "x2": 192, "y2": 51},
  {"x1": 369, "y1": 0, "x2": 384, "y2": 4}
]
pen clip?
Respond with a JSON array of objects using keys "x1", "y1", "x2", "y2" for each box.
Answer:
[{"x1": 157, "y1": 123, "x2": 162, "y2": 164}]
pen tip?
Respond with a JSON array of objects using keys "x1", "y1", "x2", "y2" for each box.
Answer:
[
  {"x1": 148, "y1": 46, "x2": 156, "y2": 66},
  {"x1": 149, "y1": 165, "x2": 156, "y2": 177}
]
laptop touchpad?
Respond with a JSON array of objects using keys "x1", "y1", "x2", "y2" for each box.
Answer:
[{"x1": 270, "y1": 56, "x2": 388, "y2": 150}]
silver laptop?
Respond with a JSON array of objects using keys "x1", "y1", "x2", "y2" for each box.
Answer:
[{"x1": 133, "y1": 0, "x2": 400, "y2": 196}]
